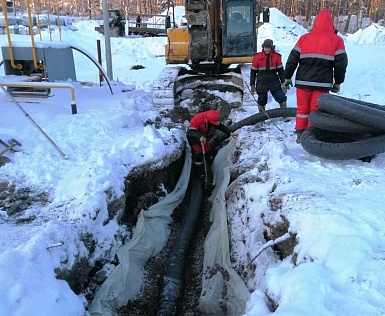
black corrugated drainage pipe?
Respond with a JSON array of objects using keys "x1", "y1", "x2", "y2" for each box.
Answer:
[
  {"x1": 210, "y1": 107, "x2": 297, "y2": 149},
  {"x1": 230, "y1": 107, "x2": 297, "y2": 132},
  {"x1": 156, "y1": 171, "x2": 203, "y2": 315},
  {"x1": 301, "y1": 94, "x2": 385, "y2": 160}
]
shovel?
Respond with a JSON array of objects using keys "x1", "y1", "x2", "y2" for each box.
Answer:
[{"x1": 201, "y1": 141, "x2": 208, "y2": 184}]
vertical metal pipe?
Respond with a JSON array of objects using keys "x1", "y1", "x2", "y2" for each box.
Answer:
[{"x1": 102, "y1": 0, "x2": 113, "y2": 79}]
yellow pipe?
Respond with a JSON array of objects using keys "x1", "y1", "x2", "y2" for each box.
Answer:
[
  {"x1": 1, "y1": 80, "x2": 77, "y2": 114},
  {"x1": 26, "y1": 0, "x2": 42, "y2": 71},
  {"x1": 1, "y1": 0, "x2": 22, "y2": 70}
]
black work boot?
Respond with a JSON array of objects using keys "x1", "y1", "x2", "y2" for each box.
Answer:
[{"x1": 295, "y1": 130, "x2": 304, "y2": 143}]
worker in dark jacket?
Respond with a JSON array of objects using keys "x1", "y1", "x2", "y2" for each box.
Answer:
[
  {"x1": 136, "y1": 15, "x2": 141, "y2": 27},
  {"x1": 283, "y1": 9, "x2": 348, "y2": 142},
  {"x1": 186, "y1": 110, "x2": 231, "y2": 170},
  {"x1": 250, "y1": 39, "x2": 287, "y2": 113}
]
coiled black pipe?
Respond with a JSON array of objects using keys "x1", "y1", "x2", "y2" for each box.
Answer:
[
  {"x1": 301, "y1": 94, "x2": 385, "y2": 160},
  {"x1": 308, "y1": 111, "x2": 380, "y2": 135},
  {"x1": 301, "y1": 128, "x2": 385, "y2": 160},
  {"x1": 317, "y1": 94, "x2": 385, "y2": 132},
  {"x1": 156, "y1": 171, "x2": 203, "y2": 316},
  {"x1": 333, "y1": 95, "x2": 385, "y2": 111}
]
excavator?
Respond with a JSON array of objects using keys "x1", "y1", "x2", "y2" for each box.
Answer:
[
  {"x1": 165, "y1": 0, "x2": 262, "y2": 73},
  {"x1": 154, "y1": 0, "x2": 268, "y2": 111}
]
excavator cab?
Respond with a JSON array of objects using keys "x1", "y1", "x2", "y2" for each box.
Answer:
[
  {"x1": 222, "y1": 1, "x2": 257, "y2": 58},
  {"x1": 165, "y1": 0, "x2": 260, "y2": 73}
]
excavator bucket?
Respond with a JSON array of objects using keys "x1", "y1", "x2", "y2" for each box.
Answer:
[{"x1": 165, "y1": 28, "x2": 190, "y2": 64}]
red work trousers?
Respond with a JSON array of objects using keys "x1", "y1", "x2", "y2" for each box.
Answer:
[
  {"x1": 192, "y1": 142, "x2": 211, "y2": 165},
  {"x1": 296, "y1": 89, "x2": 328, "y2": 130}
]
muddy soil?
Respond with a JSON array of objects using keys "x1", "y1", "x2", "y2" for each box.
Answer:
[{"x1": 118, "y1": 185, "x2": 212, "y2": 315}]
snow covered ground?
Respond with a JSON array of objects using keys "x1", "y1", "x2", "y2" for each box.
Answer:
[{"x1": 1, "y1": 7, "x2": 385, "y2": 316}]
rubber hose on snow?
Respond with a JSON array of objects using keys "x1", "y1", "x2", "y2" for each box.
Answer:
[
  {"x1": 332, "y1": 95, "x2": 385, "y2": 111},
  {"x1": 301, "y1": 128, "x2": 385, "y2": 160},
  {"x1": 209, "y1": 107, "x2": 297, "y2": 150},
  {"x1": 230, "y1": 107, "x2": 297, "y2": 132},
  {"x1": 156, "y1": 171, "x2": 203, "y2": 316},
  {"x1": 308, "y1": 111, "x2": 381, "y2": 135},
  {"x1": 317, "y1": 94, "x2": 385, "y2": 132}
]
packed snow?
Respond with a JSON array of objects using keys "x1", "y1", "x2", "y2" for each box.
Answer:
[{"x1": 1, "y1": 6, "x2": 385, "y2": 316}]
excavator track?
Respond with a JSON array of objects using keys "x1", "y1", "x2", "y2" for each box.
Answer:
[
  {"x1": 152, "y1": 67, "x2": 181, "y2": 111},
  {"x1": 152, "y1": 66, "x2": 248, "y2": 119},
  {"x1": 175, "y1": 71, "x2": 244, "y2": 101}
]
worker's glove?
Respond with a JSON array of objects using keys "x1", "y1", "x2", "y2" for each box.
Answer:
[
  {"x1": 281, "y1": 84, "x2": 287, "y2": 94},
  {"x1": 331, "y1": 83, "x2": 340, "y2": 93},
  {"x1": 200, "y1": 136, "x2": 207, "y2": 144},
  {"x1": 250, "y1": 86, "x2": 255, "y2": 95},
  {"x1": 284, "y1": 79, "x2": 293, "y2": 89}
]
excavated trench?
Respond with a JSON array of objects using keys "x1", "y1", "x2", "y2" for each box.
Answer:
[
  {"x1": 113, "y1": 78, "x2": 237, "y2": 315},
  {"x1": 93, "y1": 92, "x2": 382, "y2": 314},
  {"x1": 56, "y1": 153, "x2": 187, "y2": 304},
  {"x1": 88, "y1": 75, "x2": 297, "y2": 314},
  {"x1": 118, "y1": 173, "x2": 212, "y2": 315},
  {"x1": 108, "y1": 75, "x2": 295, "y2": 315}
]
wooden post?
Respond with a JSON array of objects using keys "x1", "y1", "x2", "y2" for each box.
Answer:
[{"x1": 97, "y1": 39, "x2": 103, "y2": 86}]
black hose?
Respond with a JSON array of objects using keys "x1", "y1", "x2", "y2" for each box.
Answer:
[
  {"x1": 209, "y1": 107, "x2": 297, "y2": 150},
  {"x1": 156, "y1": 171, "x2": 203, "y2": 316},
  {"x1": 301, "y1": 128, "x2": 385, "y2": 160},
  {"x1": 330, "y1": 95, "x2": 385, "y2": 110},
  {"x1": 230, "y1": 107, "x2": 297, "y2": 132},
  {"x1": 317, "y1": 94, "x2": 385, "y2": 132},
  {"x1": 308, "y1": 111, "x2": 381, "y2": 135},
  {"x1": 300, "y1": 95, "x2": 385, "y2": 160}
]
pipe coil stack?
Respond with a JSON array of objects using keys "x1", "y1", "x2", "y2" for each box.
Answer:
[{"x1": 301, "y1": 94, "x2": 385, "y2": 160}]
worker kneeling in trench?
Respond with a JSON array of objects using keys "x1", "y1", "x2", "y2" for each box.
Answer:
[{"x1": 186, "y1": 110, "x2": 232, "y2": 182}]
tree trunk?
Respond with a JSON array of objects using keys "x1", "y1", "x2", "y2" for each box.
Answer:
[
  {"x1": 305, "y1": 0, "x2": 314, "y2": 29},
  {"x1": 344, "y1": 12, "x2": 351, "y2": 33}
]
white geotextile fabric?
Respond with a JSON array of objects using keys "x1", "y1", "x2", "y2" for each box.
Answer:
[
  {"x1": 198, "y1": 138, "x2": 250, "y2": 315},
  {"x1": 90, "y1": 146, "x2": 192, "y2": 316}
]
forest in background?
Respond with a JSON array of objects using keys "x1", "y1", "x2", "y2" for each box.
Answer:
[
  {"x1": 1, "y1": 0, "x2": 384, "y2": 34},
  {"x1": 110, "y1": 0, "x2": 385, "y2": 33},
  {"x1": 262, "y1": 0, "x2": 385, "y2": 32}
]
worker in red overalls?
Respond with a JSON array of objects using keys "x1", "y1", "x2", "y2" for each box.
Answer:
[
  {"x1": 186, "y1": 110, "x2": 231, "y2": 175},
  {"x1": 283, "y1": 9, "x2": 348, "y2": 143}
]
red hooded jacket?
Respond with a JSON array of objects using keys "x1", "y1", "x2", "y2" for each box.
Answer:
[
  {"x1": 284, "y1": 10, "x2": 348, "y2": 90},
  {"x1": 187, "y1": 110, "x2": 231, "y2": 154},
  {"x1": 189, "y1": 110, "x2": 220, "y2": 135}
]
